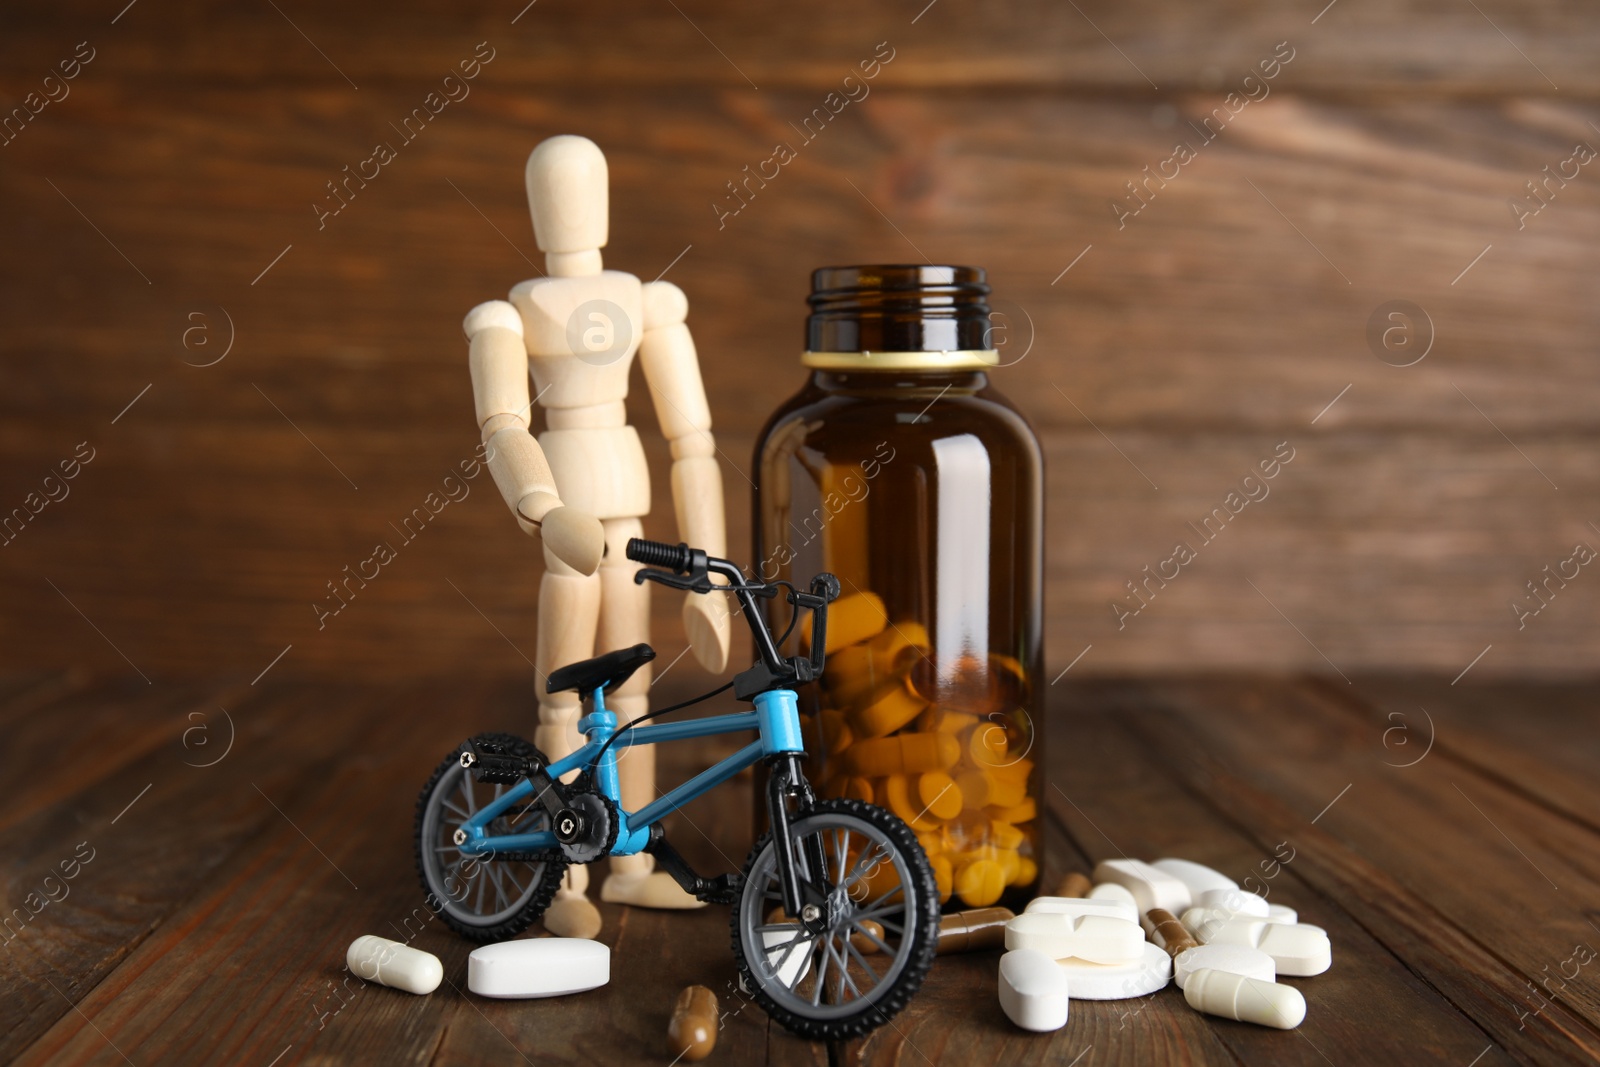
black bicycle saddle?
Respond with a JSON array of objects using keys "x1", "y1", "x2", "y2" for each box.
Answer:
[{"x1": 546, "y1": 643, "x2": 657, "y2": 695}]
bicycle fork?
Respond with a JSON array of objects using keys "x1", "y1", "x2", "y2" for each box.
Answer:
[{"x1": 765, "y1": 753, "x2": 830, "y2": 925}]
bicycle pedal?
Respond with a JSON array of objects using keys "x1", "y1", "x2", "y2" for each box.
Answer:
[
  {"x1": 696, "y1": 873, "x2": 742, "y2": 906},
  {"x1": 461, "y1": 745, "x2": 536, "y2": 785}
]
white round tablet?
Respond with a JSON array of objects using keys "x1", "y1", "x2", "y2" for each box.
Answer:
[
  {"x1": 1056, "y1": 941, "x2": 1171, "y2": 1000},
  {"x1": 1174, "y1": 943, "x2": 1276, "y2": 989},
  {"x1": 468, "y1": 937, "x2": 610, "y2": 998}
]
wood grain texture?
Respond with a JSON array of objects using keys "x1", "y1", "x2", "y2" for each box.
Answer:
[
  {"x1": 1, "y1": 3, "x2": 1598, "y2": 678},
  {"x1": 7, "y1": 672, "x2": 1598, "y2": 1065},
  {"x1": 0, "y1": 0, "x2": 1594, "y2": 94}
]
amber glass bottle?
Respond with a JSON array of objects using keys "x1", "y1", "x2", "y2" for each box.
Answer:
[{"x1": 752, "y1": 265, "x2": 1044, "y2": 911}]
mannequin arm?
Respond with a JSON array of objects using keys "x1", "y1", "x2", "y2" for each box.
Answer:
[
  {"x1": 465, "y1": 300, "x2": 604, "y2": 575},
  {"x1": 639, "y1": 281, "x2": 731, "y2": 671}
]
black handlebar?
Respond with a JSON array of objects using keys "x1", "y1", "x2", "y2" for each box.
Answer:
[
  {"x1": 624, "y1": 537, "x2": 838, "y2": 699},
  {"x1": 625, "y1": 538, "x2": 694, "y2": 574}
]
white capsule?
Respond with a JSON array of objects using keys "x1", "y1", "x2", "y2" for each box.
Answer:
[
  {"x1": 998, "y1": 949, "x2": 1070, "y2": 1031},
  {"x1": 347, "y1": 935, "x2": 443, "y2": 995},
  {"x1": 1087, "y1": 881, "x2": 1138, "y2": 908},
  {"x1": 1183, "y1": 967, "x2": 1306, "y2": 1029}
]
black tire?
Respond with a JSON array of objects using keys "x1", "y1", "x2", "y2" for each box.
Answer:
[
  {"x1": 729, "y1": 798, "x2": 940, "y2": 1040},
  {"x1": 414, "y1": 733, "x2": 567, "y2": 942}
]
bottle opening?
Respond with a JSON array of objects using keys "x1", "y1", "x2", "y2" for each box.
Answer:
[{"x1": 805, "y1": 264, "x2": 994, "y2": 361}]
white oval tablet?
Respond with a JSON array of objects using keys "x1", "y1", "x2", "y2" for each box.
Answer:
[
  {"x1": 1184, "y1": 967, "x2": 1306, "y2": 1029},
  {"x1": 1173, "y1": 943, "x2": 1275, "y2": 989},
  {"x1": 1056, "y1": 941, "x2": 1171, "y2": 1000},
  {"x1": 762, "y1": 926, "x2": 814, "y2": 988},
  {"x1": 1092, "y1": 859, "x2": 1192, "y2": 918},
  {"x1": 468, "y1": 937, "x2": 610, "y2": 998},
  {"x1": 1005, "y1": 911, "x2": 1145, "y2": 964},
  {"x1": 1198, "y1": 888, "x2": 1270, "y2": 917},
  {"x1": 1255, "y1": 922, "x2": 1331, "y2": 976},
  {"x1": 1267, "y1": 903, "x2": 1298, "y2": 924},
  {"x1": 998, "y1": 949, "x2": 1070, "y2": 1031},
  {"x1": 1152, "y1": 858, "x2": 1238, "y2": 897},
  {"x1": 1025, "y1": 895, "x2": 1139, "y2": 925},
  {"x1": 347, "y1": 935, "x2": 442, "y2": 995},
  {"x1": 1189, "y1": 917, "x2": 1332, "y2": 977}
]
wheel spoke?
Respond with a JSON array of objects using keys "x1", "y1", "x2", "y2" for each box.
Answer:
[
  {"x1": 767, "y1": 931, "x2": 813, "y2": 985},
  {"x1": 487, "y1": 862, "x2": 510, "y2": 913},
  {"x1": 440, "y1": 799, "x2": 470, "y2": 820},
  {"x1": 839, "y1": 843, "x2": 891, "y2": 893},
  {"x1": 857, "y1": 882, "x2": 906, "y2": 916},
  {"x1": 832, "y1": 937, "x2": 864, "y2": 1002},
  {"x1": 473, "y1": 864, "x2": 488, "y2": 914},
  {"x1": 850, "y1": 921, "x2": 896, "y2": 957},
  {"x1": 809, "y1": 930, "x2": 833, "y2": 1007},
  {"x1": 501, "y1": 864, "x2": 528, "y2": 897},
  {"x1": 832, "y1": 828, "x2": 850, "y2": 886},
  {"x1": 843, "y1": 935, "x2": 883, "y2": 988},
  {"x1": 826, "y1": 935, "x2": 857, "y2": 1002},
  {"x1": 462, "y1": 774, "x2": 477, "y2": 815}
]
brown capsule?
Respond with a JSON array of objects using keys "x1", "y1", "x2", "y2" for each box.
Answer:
[
  {"x1": 850, "y1": 919, "x2": 886, "y2": 955},
  {"x1": 936, "y1": 906, "x2": 1016, "y2": 955},
  {"x1": 1054, "y1": 872, "x2": 1093, "y2": 898},
  {"x1": 668, "y1": 984, "x2": 719, "y2": 1062},
  {"x1": 1147, "y1": 907, "x2": 1200, "y2": 958}
]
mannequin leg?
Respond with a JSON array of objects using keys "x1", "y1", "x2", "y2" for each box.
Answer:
[
  {"x1": 535, "y1": 543, "x2": 603, "y2": 938},
  {"x1": 597, "y1": 517, "x2": 705, "y2": 909}
]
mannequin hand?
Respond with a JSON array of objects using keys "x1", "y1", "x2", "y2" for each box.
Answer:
[
  {"x1": 539, "y1": 505, "x2": 605, "y2": 576},
  {"x1": 683, "y1": 591, "x2": 732, "y2": 673}
]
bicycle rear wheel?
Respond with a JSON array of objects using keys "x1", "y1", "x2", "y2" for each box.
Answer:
[
  {"x1": 730, "y1": 798, "x2": 939, "y2": 1040},
  {"x1": 414, "y1": 733, "x2": 566, "y2": 942}
]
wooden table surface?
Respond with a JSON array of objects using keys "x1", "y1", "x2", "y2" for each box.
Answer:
[{"x1": 3, "y1": 670, "x2": 1596, "y2": 1066}]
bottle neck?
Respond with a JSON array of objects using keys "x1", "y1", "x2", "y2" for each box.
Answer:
[
  {"x1": 805, "y1": 264, "x2": 993, "y2": 359},
  {"x1": 810, "y1": 368, "x2": 989, "y2": 393}
]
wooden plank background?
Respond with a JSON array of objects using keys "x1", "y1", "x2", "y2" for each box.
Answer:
[{"x1": 2, "y1": 0, "x2": 1598, "y2": 681}]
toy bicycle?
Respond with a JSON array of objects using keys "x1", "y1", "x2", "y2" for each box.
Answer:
[{"x1": 415, "y1": 538, "x2": 939, "y2": 1038}]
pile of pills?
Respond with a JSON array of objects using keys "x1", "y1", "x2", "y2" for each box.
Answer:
[
  {"x1": 801, "y1": 591, "x2": 1039, "y2": 907},
  {"x1": 997, "y1": 857, "x2": 1330, "y2": 1033}
]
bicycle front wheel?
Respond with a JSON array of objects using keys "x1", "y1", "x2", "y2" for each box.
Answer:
[{"x1": 730, "y1": 798, "x2": 939, "y2": 1040}]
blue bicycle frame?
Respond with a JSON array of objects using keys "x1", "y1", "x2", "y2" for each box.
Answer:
[{"x1": 455, "y1": 685, "x2": 804, "y2": 857}]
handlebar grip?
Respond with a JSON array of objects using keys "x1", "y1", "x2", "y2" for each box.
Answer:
[{"x1": 626, "y1": 537, "x2": 694, "y2": 574}]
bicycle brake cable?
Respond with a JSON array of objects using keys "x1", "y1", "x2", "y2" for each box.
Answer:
[
  {"x1": 587, "y1": 678, "x2": 736, "y2": 772},
  {"x1": 584, "y1": 579, "x2": 804, "y2": 776}
]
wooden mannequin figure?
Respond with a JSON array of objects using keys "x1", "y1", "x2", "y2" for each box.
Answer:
[{"x1": 464, "y1": 135, "x2": 733, "y2": 939}]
